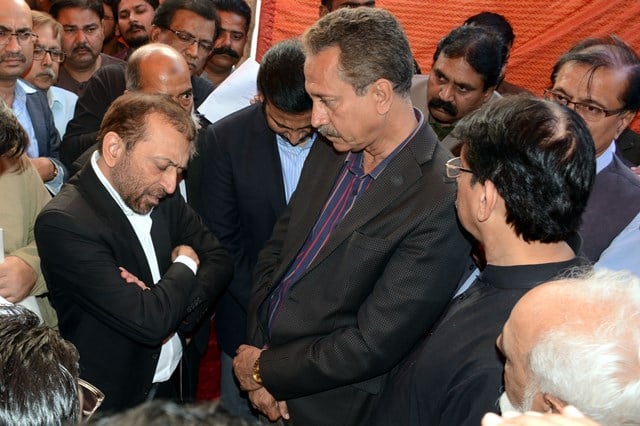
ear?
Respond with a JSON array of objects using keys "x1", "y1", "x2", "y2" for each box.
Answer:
[
  {"x1": 319, "y1": 4, "x2": 329, "y2": 16},
  {"x1": 482, "y1": 87, "x2": 496, "y2": 103},
  {"x1": 476, "y1": 179, "x2": 498, "y2": 223},
  {"x1": 371, "y1": 78, "x2": 394, "y2": 115},
  {"x1": 615, "y1": 110, "x2": 636, "y2": 139},
  {"x1": 101, "y1": 131, "x2": 125, "y2": 168},
  {"x1": 543, "y1": 394, "x2": 567, "y2": 414},
  {"x1": 150, "y1": 25, "x2": 160, "y2": 42}
]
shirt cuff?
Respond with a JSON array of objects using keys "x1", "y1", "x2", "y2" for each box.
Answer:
[{"x1": 174, "y1": 255, "x2": 198, "y2": 275}]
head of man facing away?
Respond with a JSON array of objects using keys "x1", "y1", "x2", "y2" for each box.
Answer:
[{"x1": 497, "y1": 268, "x2": 640, "y2": 426}]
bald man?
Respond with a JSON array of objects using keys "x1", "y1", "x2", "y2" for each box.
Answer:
[
  {"x1": 61, "y1": 42, "x2": 214, "y2": 173},
  {"x1": 496, "y1": 268, "x2": 640, "y2": 425}
]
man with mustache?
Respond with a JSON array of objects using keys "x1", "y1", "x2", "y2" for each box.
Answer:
[
  {"x1": 200, "y1": 0, "x2": 250, "y2": 85},
  {"x1": 200, "y1": 38, "x2": 315, "y2": 421},
  {"x1": 23, "y1": 11, "x2": 78, "y2": 139},
  {"x1": 411, "y1": 24, "x2": 504, "y2": 155},
  {"x1": 1, "y1": 0, "x2": 64, "y2": 194},
  {"x1": 35, "y1": 92, "x2": 233, "y2": 412},
  {"x1": 61, "y1": 0, "x2": 216, "y2": 173},
  {"x1": 50, "y1": 0, "x2": 124, "y2": 96},
  {"x1": 115, "y1": 0, "x2": 157, "y2": 59}
]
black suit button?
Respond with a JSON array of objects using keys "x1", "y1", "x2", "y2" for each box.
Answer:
[{"x1": 152, "y1": 353, "x2": 159, "y2": 360}]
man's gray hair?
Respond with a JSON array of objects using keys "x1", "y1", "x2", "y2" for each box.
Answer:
[{"x1": 529, "y1": 269, "x2": 640, "y2": 425}]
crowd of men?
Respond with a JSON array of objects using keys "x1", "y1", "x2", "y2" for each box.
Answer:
[{"x1": 1, "y1": 0, "x2": 639, "y2": 424}]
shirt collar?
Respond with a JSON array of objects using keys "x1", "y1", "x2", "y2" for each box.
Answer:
[
  {"x1": 276, "y1": 132, "x2": 317, "y2": 152},
  {"x1": 90, "y1": 150, "x2": 152, "y2": 219},
  {"x1": 345, "y1": 108, "x2": 424, "y2": 180},
  {"x1": 596, "y1": 142, "x2": 615, "y2": 174}
]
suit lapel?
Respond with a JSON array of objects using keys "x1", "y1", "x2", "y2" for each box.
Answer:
[
  {"x1": 76, "y1": 162, "x2": 155, "y2": 284},
  {"x1": 254, "y1": 112, "x2": 287, "y2": 216},
  {"x1": 299, "y1": 122, "x2": 437, "y2": 276}
]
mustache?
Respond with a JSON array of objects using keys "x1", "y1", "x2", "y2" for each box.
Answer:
[
  {"x1": 212, "y1": 47, "x2": 239, "y2": 58},
  {"x1": 0, "y1": 53, "x2": 27, "y2": 63},
  {"x1": 428, "y1": 98, "x2": 458, "y2": 117},
  {"x1": 126, "y1": 23, "x2": 146, "y2": 34},
  {"x1": 72, "y1": 44, "x2": 92, "y2": 53},
  {"x1": 318, "y1": 125, "x2": 340, "y2": 138},
  {"x1": 36, "y1": 68, "x2": 56, "y2": 79}
]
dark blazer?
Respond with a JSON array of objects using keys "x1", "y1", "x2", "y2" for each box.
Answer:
[
  {"x1": 35, "y1": 163, "x2": 232, "y2": 412},
  {"x1": 616, "y1": 127, "x2": 640, "y2": 166},
  {"x1": 248, "y1": 119, "x2": 471, "y2": 425},
  {"x1": 199, "y1": 104, "x2": 287, "y2": 357},
  {"x1": 25, "y1": 87, "x2": 61, "y2": 159}
]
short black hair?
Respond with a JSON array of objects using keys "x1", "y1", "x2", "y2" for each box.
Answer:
[
  {"x1": 453, "y1": 96, "x2": 596, "y2": 243},
  {"x1": 433, "y1": 25, "x2": 505, "y2": 90},
  {"x1": 50, "y1": 0, "x2": 104, "y2": 20},
  {"x1": 152, "y1": 0, "x2": 219, "y2": 38},
  {"x1": 550, "y1": 35, "x2": 640, "y2": 112},
  {"x1": 0, "y1": 306, "x2": 81, "y2": 425},
  {"x1": 211, "y1": 0, "x2": 251, "y2": 34},
  {"x1": 464, "y1": 11, "x2": 514, "y2": 47},
  {"x1": 257, "y1": 38, "x2": 311, "y2": 113}
]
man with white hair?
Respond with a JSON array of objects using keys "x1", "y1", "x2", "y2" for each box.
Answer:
[{"x1": 496, "y1": 268, "x2": 640, "y2": 426}]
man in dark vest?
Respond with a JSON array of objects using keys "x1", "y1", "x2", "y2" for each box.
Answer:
[{"x1": 545, "y1": 35, "x2": 640, "y2": 276}]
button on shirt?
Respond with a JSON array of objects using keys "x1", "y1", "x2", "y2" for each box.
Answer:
[{"x1": 90, "y1": 151, "x2": 197, "y2": 382}]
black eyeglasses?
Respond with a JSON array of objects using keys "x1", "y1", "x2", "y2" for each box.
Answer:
[
  {"x1": 0, "y1": 29, "x2": 37, "y2": 46},
  {"x1": 543, "y1": 89, "x2": 625, "y2": 122},
  {"x1": 33, "y1": 46, "x2": 66, "y2": 63},
  {"x1": 445, "y1": 156, "x2": 473, "y2": 179},
  {"x1": 78, "y1": 378, "x2": 105, "y2": 421},
  {"x1": 165, "y1": 27, "x2": 213, "y2": 53}
]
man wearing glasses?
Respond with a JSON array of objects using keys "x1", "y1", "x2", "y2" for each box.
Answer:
[
  {"x1": 545, "y1": 36, "x2": 640, "y2": 277},
  {"x1": 0, "y1": 0, "x2": 64, "y2": 194},
  {"x1": 49, "y1": 0, "x2": 124, "y2": 96},
  {"x1": 23, "y1": 11, "x2": 78, "y2": 139},
  {"x1": 374, "y1": 96, "x2": 594, "y2": 425}
]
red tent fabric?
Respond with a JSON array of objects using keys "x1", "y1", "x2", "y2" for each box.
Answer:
[{"x1": 255, "y1": 0, "x2": 640, "y2": 130}]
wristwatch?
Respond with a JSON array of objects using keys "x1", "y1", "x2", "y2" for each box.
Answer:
[{"x1": 252, "y1": 357, "x2": 263, "y2": 385}]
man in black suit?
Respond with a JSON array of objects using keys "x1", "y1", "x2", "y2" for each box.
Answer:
[
  {"x1": 35, "y1": 92, "x2": 232, "y2": 412},
  {"x1": 232, "y1": 8, "x2": 470, "y2": 425},
  {"x1": 199, "y1": 38, "x2": 315, "y2": 421}
]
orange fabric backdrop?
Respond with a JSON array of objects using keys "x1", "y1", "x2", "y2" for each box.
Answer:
[{"x1": 256, "y1": 0, "x2": 640, "y2": 131}]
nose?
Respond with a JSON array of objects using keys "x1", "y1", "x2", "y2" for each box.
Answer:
[
  {"x1": 217, "y1": 32, "x2": 231, "y2": 47},
  {"x1": 439, "y1": 84, "x2": 454, "y2": 102},
  {"x1": 42, "y1": 51, "x2": 53, "y2": 66},
  {"x1": 184, "y1": 39, "x2": 199, "y2": 57},
  {"x1": 160, "y1": 168, "x2": 178, "y2": 195},
  {"x1": 311, "y1": 101, "x2": 328, "y2": 128},
  {"x1": 288, "y1": 130, "x2": 310, "y2": 145},
  {"x1": 74, "y1": 29, "x2": 87, "y2": 44},
  {"x1": 5, "y1": 34, "x2": 21, "y2": 52}
]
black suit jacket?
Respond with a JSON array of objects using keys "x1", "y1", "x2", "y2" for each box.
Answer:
[
  {"x1": 35, "y1": 162, "x2": 232, "y2": 412},
  {"x1": 199, "y1": 104, "x2": 288, "y2": 356},
  {"x1": 248, "y1": 119, "x2": 471, "y2": 425}
]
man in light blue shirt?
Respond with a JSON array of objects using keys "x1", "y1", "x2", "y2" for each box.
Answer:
[
  {"x1": 23, "y1": 11, "x2": 78, "y2": 140},
  {"x1": 0, "y1": 0, "x2": 63, "y2": 195},
  {"x1": 199, "y1": 38, "x2": 316, "y2": 422}
]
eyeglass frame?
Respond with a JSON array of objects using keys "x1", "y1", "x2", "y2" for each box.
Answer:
[
  {"x1": 543, "y1": 89, "x2": 626, "y2": 121},
  {"x1": 32, "y1": 45, "x2": 66, "y2": 63},
  {"x1": 163, "y1": 27, "x2": 214, "y2": 53},
  {"x1": 0, "y1": 29, "x2": 37, "y2": 46},
  {"x1": 78, "y1": 378, "x2": 105, "y2": 421},
  {"x1": 445, "y1": 156, "x2": 473, "y2": 179}
]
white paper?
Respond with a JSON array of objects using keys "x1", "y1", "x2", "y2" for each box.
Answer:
[
  {"x1": 0, "y1": 228, "x2": 4, "y2": 263},
  {"x1": 197, "y1": 58, "x2": 260, "y2": 124}
]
